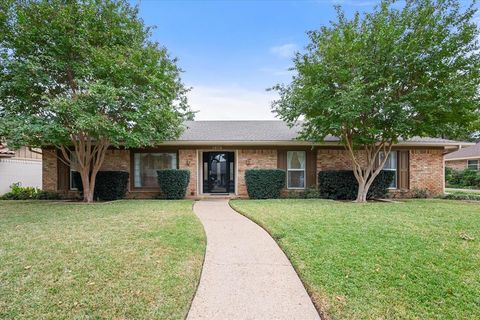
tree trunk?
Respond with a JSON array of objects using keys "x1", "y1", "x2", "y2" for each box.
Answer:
[
  {"x1": 60, "y1": 135, "x2": 110, "y2": 203},
  {"x1": 343, "y1": 133, "x2": 393, "y2": 203}
]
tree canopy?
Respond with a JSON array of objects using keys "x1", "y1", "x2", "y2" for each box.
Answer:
[
  {"x1": 272, "y1": 0, "x2": 480, "y2": 201},
  {"x1": 0, "y1": 0, "x2": 191, "y2": 201}
]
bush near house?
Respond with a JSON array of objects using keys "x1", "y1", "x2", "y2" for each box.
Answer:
[
  {"x1": 245, "y1": 169, "x2": 286, "y2": 199},
  {"x1": 445, "y1": 167, "x2": 480, "y2": 188},
  {"x1": 157, "y1": 169, "x2": 190, "y2": 199},
  {"x1": 0, "y1": 183, "x2": 62, "y2": 200},
  {"x1": 73, "y1": 171, "x2": 129, "y2": 201},
  {"x1": 318, "y1": 170, "x2": 395, "y2": 200}
]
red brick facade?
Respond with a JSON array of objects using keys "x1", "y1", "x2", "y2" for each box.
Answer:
[
  {"x1": 445, "y1": 159, "x2": 479, "y2": 171},
  {"x1": 409, "y1": 149, "x2": 444, "y2": 195},
  {"x1": 42, "y1": 146, "x2": 445, "y2": 198},
  {"x1": 237, "y1": 149, "x2": 277, "y2": 197}
]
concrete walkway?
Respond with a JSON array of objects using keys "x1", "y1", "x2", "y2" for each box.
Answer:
[{"x1": 187, "y1": 200, "x2": 320, "y2": 320}]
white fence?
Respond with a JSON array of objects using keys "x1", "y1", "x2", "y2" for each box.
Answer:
[{"x1": 0, "y1": 158, "x2": 42, "y2": 194}]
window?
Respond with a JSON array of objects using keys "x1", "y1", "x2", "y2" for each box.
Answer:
[
  {"x1": 467, "y1": 160, "x2": 479, "y2": 170},
  {"x1": 133, "y1": 152, "x2": 177, "y2": 188},
  {"x1": 70, "y1": 152, "x2": 80, "y2": 190},
  {"x1": 379, "y1": 151, "x2": 397, "y2": 189},
  {"x1": 287, "y1": 151, "x2": 305, "y2": 189}
]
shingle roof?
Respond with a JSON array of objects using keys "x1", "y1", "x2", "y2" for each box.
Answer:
[
  {"x1": 177, "y1": 120, "x2": 465, "y2": 145},
  {"x1": 445, "y1": 143, "x2": 480, "y2": 160}
]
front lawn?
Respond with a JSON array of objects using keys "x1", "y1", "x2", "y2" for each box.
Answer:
[
  {"x1": 230, "y1": 199, "x2": 480, "y2": 319},
  {"x1": 0, "y1": 200, "x2": 205, "y2": 319}
]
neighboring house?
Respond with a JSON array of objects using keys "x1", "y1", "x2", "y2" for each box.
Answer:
[
  {"x1": 41, "y1": 121, "x2": 468, "y2": 198},
  {"x1": 0, "y1": 145, "x2": 43, "y2": 194},
  {"x1": 445, "y1": 143, "x2": 480, "y2": 171}
]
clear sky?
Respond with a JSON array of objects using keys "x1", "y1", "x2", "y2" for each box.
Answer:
[{"x1": 131, "y1": 0, "x2": 475, "y2": 120}]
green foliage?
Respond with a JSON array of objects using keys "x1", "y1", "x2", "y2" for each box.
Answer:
[
  {"x1": 411, "y1": 188, "x2": 429, "y2": 199},
  {"x1": 0, "y1": 182, "x2": 62, "y2": 200},
  {"x1": 445, "y1": 168, "x2": 480, "y2": 188},
  {"x1": 318, "y1": 170, "x2": 395, "y2": 200},
  {"x1": 245, "y1": 169, "x2": 286, "y2": 199},
  {"x1": 440, "y1": 193, "x2": 480, "y2": 201},
  {"x1": 73, "y1": 171, "x2": 129, "y2": 201},
  {"x1": 273, "y1": 0, "x2": 480, "y2": 145},
  {"x1": 157, "y1": 169, "x2": 190, "y2": 199},
  {"x1": 0, "y1": 0, "x2": 190, "y2": 149}
]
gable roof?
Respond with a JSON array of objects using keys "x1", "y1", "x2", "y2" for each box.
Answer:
[
  {"x1": 445, "y1": 143, "x2": 480, "y2": 160},
  {"x1": 174, "y1": 120, "x2": 468, "y2": 148}
]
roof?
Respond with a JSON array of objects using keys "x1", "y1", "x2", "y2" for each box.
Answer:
[
  {"x1": 174, "y1": 120, "x2": 469, "y2": 147},
  {"x1": 445, "y1": 143, "x2": 480, "y2": 160},
  {"x1": 0, "y1": 144, "x2": 15, "y2": 157}
]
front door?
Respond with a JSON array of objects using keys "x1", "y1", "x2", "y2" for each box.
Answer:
[{"x1": 202, "y1": 152, "x2": 235, "y2": 194}]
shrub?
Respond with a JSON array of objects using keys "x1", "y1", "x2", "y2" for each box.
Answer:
[
  {"x1": 411, "y1": 188, "x2": 429, "y2": 199},
  {"x1": 73, "y1": 171, "x2": 129, "y2": 201},
  {"x1": 440, "y1": 193, "x2": 480, "y2": 201},
  {"x1": 0, "y1": 182, "x2": 62, "y2": 200},
  {"x1": 318, "y1": 170, "x2": 395, "y2": 200},
  {"x1": 157, "y1": 169, "x2": 190, "y2": 199},
  {"x1": 445, "y1": 168, "x2": 480, "y2": 188},
  {"x1": 245, "y1": 169, "x2": 286, "y2": 199}
]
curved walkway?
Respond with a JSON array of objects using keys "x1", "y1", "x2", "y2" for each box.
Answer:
[{"x1": 187, "y1": 199, "x2": 320, "y2": 320}]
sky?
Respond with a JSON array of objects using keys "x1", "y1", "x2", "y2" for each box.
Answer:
[{"x1": 131, "y1": 0, "x2": 475, "y2": 120}]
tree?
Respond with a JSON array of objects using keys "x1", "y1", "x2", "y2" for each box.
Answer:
[
  {"x1": 272, "y1": 0, "x2": 480, "y2": 202},
  {"x1": 0, "y1": 0, "x2": 191, "y2": 202}
]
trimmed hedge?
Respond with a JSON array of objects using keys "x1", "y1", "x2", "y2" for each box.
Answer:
[
  {"x1": 73, "y1": 171, "x2": 129, "y2": 201},
  {"x1": 318, "y1": 170, "x2": 395, "y2": 200},
  {"x1": 245, "y1": 169, "x2": 286, "y2": 199},
  {"x1": 157, "y1": 169, "x2": 190, "y2": 199}
]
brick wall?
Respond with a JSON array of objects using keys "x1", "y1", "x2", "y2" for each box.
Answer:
[
  {"x1": 179, "y1": 149, "x2": 197, "y2": 197},
  {"x1": 100, "y1": 149, "x2": 130, "y2": 171},
  {"x1": 317, "y1": 149, "x2": 367, "y2": 174},
  {"x1": 445, "y1": 159, "x2": 469, "y2": 171},
  {"x1": 42, "y1": 149, "x2": 57, "y2": 191},
  {"x1": 410, "y1": 149, "x2": 444, "y2": 195},
  {"x1": 317, "y1": 148, "x2": 444, "y2": 196},
  {"x1": 237, "y1": 149, "x2": 277, "y2": 197}
]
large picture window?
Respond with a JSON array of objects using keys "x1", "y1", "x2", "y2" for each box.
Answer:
[
  {"x1": 467, "y1": 160, "x2": 479, "y2": 170},
  {"x1": 379, "y1": 151, "x2": 397, "y2": 189},
  {"x1": 133, "y1": 152, "x2": 177, "y2": 188},
  {"x1": 287, "y1": 151, "x2": 306, "y2": 189}
]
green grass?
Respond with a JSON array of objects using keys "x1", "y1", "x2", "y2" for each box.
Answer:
[
  {"x1": 0, "y1": 200, "x2": 205, "y2": 319},
  {"x1": 230, "y1": 199, "x2": 480, "y2": 319}
]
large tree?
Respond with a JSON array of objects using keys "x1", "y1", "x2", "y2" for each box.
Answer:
[
  {"x1": 273, "y1": 0, "x2": 480, "y2": 202},
  {"x1": 0, "y1": 0, "x2": 191, "y2": 202}
]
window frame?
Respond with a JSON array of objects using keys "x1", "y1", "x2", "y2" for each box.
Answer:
[
  {"x1": 379, "y1": 151, "x2": 398, "y2": 189},
  {"x1": 467, "y1": 159, "x2": 479, "y2": 171},
  {"x1": 69, "y1": 151, "x2": 79, "y2": 191},
  {"x1": 286, "y1": 150, "x2": 306, "y2": 190},
  {"x1": 130, "y1": 150, "x2": 179, "y2": 190}
]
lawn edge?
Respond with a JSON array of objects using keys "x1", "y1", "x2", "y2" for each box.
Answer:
[
  {"x1": 228, "y1": 199, "x2": 327, "y2": 320},
  {"x1": 184, "y1": 200, "x2": 208, "y2": 320}
]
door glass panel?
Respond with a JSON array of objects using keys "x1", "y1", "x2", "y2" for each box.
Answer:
[{"x1": 203, "y1": 152, "x2": 235, "y2": 194}]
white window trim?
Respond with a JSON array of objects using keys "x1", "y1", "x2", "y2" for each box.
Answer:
[
  {"x1": 133, "y1": 152, "x2": 177, "y2": 188},
  {"x1": 287, "y1": 151, "x2": 306, "y2": 190},
  {"x1": 379, "y1": 151, "x2": 398, "y2": 189},
  {"x1": 467, "y1": 159, "x2": 479, "y2": 171}
]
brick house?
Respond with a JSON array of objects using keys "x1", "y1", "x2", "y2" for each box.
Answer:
[
  {"x1": 42, "y1": 121, "x2": 466, "y2": 198},
  {"x1": 445, "y1": 143, "x2": 480, "y2": 171}
]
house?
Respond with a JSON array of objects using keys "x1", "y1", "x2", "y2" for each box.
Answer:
[
  {"x1": 445, "y1": 143, "x2": 480, "y2": 171},
  {"x1": 0, "y1": 145, "x2": 43, "y2": 194},
  {"x1": 41, "y1": 121, "x2": 467, "y2": 198}
]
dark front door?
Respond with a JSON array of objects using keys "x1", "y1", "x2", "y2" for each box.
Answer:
[{"x1": 203, "y1": 152, "x2": 235, "y2": 194}]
